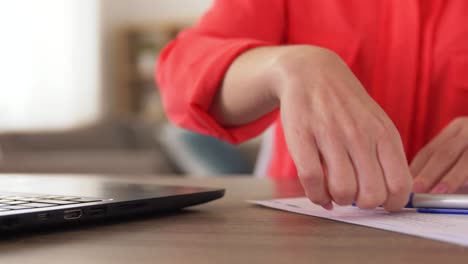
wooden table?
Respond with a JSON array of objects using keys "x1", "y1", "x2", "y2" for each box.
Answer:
[{"x1": 0, "y1": 174, "x2": 466, "y2": 263}]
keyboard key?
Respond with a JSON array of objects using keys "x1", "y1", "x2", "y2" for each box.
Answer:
[
  {"x1": 0, "y1": 208, "x2": 11, "y2": 212},
  {"x1": 42, "y1": 196, "x2": 64, "y2": 199},
  {"x1": 14, "y1": 197, "x2": 41, "y2": 202},
  {"x1": 4, "y1": 201, "x2": 28, "y2": 205},
  {"x1": 22, "y1": 203, "x2": 56, "y2": 208},
  {"x1": 0, "y1": 199, "x2": 11, "y2": 203},
  {"x1": 3, "y1": 206, "x2": 31, "y2": 210},
  {"x1": 22, "y1": 195, "x2": 46, "y2": 199},
  {"x1": 35, "y1": 200, "x2": 78, "y2": 205},
  {"x1": 54, "y1": 196, "x2": 82, "y2": 201},
  {"x1": 70, "y1": 198, "x2": 103, "y2": 203},
  {"x1": 7, "y1": 196, "x2": 26, "y2": 200}
]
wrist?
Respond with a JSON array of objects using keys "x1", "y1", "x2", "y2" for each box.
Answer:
[{"x1": 270, "y1": 45, "x2": 338, "y2": 101}]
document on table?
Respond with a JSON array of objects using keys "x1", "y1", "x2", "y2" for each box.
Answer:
[{"x1": 251, "y1": 197, "x2": 468, "y2": 247}]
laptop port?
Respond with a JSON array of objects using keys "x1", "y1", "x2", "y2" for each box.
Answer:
[
  {"x1": 89, "y1": 207, "x2": 107, "y2": 217},
  {"x1": 117, "y1": 203, "x2": 145, "y2": 210},
  {"x1": 37, "y1": 213, "x2": 50, "y2": 221},
  {"x1": 64, "y1": 209, "x2": 83, "y2": 220}
]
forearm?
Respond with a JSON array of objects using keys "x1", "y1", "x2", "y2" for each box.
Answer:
[{"x1": 207, "y1": 47, "x2": 281, "y2": 126}]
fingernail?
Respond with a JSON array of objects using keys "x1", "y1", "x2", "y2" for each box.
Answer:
[
  {"x1": 413, "y1": 182, "x2": 425, "y2": 193},
  {"x1": 322, "y1": 202, "x2": 334, "y2": 211},
  {"x1": 431, "y1": 183, "x2": 448, "y2": 194}
]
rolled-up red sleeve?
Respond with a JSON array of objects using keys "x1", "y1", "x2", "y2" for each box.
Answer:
[{"x1": 156, "y1": 0, "x2": 285, "y2": 144}]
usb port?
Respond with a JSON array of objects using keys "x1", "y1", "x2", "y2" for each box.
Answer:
[{"x1": 64, "y1": 209, "x2": 83, "y2": 220}]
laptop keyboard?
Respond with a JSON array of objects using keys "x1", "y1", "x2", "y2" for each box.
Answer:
[{"x1": 0, "y1": 194, "x2": 103, "y2": 212}]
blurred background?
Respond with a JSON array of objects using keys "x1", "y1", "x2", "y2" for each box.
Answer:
[{"x1": 0, "y1": 0, "x2": 263, "y2": 177}]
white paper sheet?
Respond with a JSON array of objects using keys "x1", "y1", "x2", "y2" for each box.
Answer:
[{"x1": 251, "y1": 197, "x2": 468, "y2": 247}]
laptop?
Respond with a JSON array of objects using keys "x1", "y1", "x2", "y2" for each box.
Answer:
[{"x1": 0, "y1": 176, "x2": 225, "y2": 232}]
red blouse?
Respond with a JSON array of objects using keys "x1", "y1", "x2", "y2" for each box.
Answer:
[{"x1": 156, "y1": 0, "x2": 468, "y2": 179}]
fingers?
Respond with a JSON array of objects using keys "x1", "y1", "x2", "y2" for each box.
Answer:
[
  {"x1": 412, "y1": 120, "x2": 468, "y2": 193},
  {"x1": 346, "y1": 128, "x2": 387, "y2": 209},
  {"x1": 412, "y1": 139, "x2": 467, "y2": 193},
  {"x1": 317, "y1": 129, "x2": 357, "y2": 206},
  {"x1": 434, "y1": 149, "x2": 468, "y2": 193},
  {"x1": 410, "y1": 120, "x2": 463, "y2": 179},
  {"x1": 312, "y1": 119, "x2": 408, "y2": 211},
  {"x1": 290, "y1": 131, "x2": 332, "y2": 209},
  {"x1": 376, "y1": 132, "x2": 413, "y2": 212}
]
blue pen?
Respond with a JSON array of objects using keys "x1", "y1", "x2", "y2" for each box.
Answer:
[
  {"x1": 407, "y1": 193, "x2": 468, "y2": 214},
  {"x1": 354, "y1": 193, "x2": 468, "y2": 214}
]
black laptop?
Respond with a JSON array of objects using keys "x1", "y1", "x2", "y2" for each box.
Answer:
[{"x1": 0, "y1": 176, "x2": 225, "y2": 232}]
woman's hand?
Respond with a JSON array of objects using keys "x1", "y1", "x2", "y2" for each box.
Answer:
[
  {"x1": 274, "y1": 46, "x2": 413, "y2": 211},
  {"x1": 210, "y1": 45, "x2": 413, "y2": 211},
  {"x1": 411, "y1": 117, "x2": 468, "y2": 194}
]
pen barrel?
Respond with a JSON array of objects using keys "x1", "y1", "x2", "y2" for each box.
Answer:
[{"x1": 412, "y1": 194, "x2": 468, "y2": 209}]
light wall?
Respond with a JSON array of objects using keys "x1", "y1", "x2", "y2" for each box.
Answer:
[
  {"x1": 99, "y1": 0, "x2": 213, "y2": 116},
  {"x1": 0, "y1": 0, "x2": 100, "y2": 132}
]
